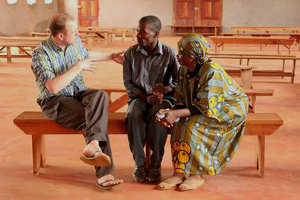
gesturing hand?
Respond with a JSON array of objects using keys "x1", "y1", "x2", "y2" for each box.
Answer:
[
  {"x1": 78, "y1": 59, "x2": 97, "y2": 72},
  {"x1": 112, "y1": 51, "x2": 125, "y2": 64}
]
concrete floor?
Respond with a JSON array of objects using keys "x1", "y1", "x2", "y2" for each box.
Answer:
[{"x1": 0, "y1": 37, "x2": 299, "y2": 200}]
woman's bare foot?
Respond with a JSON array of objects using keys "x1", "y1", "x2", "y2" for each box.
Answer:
[
  {"x1": 178, "y1": 175, "x2": 205, "y2": 191},
  {"x1": 157, "y1": 174, "x2": 184, "y2": 190}
]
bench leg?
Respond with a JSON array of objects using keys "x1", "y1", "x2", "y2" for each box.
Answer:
[
  {"x1": 40, "y1": 136, "x2": 46, "y2": 168},
  {"x1": 7, "y1": 46, "x2": 12, "y2": 63},
  {"x1": 32, "y1": 135, "x2": 46, "y2": 175},
  {"x1": 257, "y1": 136, "x2": 265, "y2": 177},
  {"x1": 240, "y1": 68, "x2": 253, "y2": 89}
]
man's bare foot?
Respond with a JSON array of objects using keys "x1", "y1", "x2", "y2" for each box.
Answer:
[{"x1": 82, "y1": 140, "x2": 101, "y2": 158}]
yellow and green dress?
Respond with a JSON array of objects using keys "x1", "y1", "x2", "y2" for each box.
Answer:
[{"x1": 171, "y1": 60, "x2": 248, "y2": 175}]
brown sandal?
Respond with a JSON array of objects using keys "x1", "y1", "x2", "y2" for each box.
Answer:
[
  {"x1": 80, "y1": 151, "x2": 111, "y2": 166},
  {"x1": 96, "y1": 175, "x2": 124, "y2": 190}
]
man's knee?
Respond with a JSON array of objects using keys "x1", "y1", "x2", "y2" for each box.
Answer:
[
  {"x1": 126, "y1": 99, "x2": 147, "y2": 122},
  {"x1": 93, "y1": 89, "x2": 109, "y2": 105}
]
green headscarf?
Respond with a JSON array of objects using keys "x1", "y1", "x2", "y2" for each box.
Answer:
[{"x1": 177, "y1": 34, "x2": 211, "y2": 65}]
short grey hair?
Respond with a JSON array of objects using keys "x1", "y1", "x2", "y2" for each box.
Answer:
[{"x1": 139, "y1": 15, "x2": 161, "y2": 33}]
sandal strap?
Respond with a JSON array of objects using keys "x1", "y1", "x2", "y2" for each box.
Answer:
[{"x1": 97, "y1": 174, "x2": 115, "y2": 185}]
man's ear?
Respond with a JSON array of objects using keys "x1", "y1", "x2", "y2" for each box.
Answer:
[{"x1": 57, "y1": 32, "x2": 64, "y2": 41}]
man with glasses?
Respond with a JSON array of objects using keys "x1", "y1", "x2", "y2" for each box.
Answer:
[{"x1": 123, "y1": 15, "x2": 179, "y2": 183}]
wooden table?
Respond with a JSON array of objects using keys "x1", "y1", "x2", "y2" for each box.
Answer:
[{"x1": 209, "y1": 36, "x2": 295, "y2": 54}]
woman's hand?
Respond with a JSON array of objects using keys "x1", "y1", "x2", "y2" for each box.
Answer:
[
  {"x1": 164, "y1": 110, "x2": 180, "y2": 128},
  {"x1": 155, "y1": 109, "x2": 179, "y2": 128}
]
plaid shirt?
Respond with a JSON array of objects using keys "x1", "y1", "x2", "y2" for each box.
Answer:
[{"x1": 31, "y1": 36, "x2": 89, "y2": 104}]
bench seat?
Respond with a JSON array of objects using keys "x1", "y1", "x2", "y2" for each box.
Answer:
[{"x1": 14, "y1": 111, "x2": 283, "y2": 177}]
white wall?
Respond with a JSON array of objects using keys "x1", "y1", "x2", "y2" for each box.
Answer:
[
  {"x1": 0, "y1": 0, "x2": 58, "y2": 36},
  {"x1": 2, "y1": 0, "x2": 300, "y2": 35},
  {"x1": 99, "y1": 0, "x2": 173, "y2": 33},
  {"x1": 223, "y1": 0, "x2": 300, "y2": 32}
]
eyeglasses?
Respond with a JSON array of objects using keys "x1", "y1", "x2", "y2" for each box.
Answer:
[{"x1": 177, "y1": 50, "x2": 195, "y2": 59}]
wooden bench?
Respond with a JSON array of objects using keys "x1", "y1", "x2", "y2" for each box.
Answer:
[
  {"x1": 79, "y1": 27, "x2": 114, "y2": 42},
  {"x1": 0, "y1": 43, "x2": 40, "y2": 63},
  {"x1": 111, "y1": 27, "x2": 135, "y2": 41},
  {"x1": 13, "y1": 111, "x2": 283, "y2": 177},
  {"x1": 208, "y1": 53, "x2": 298, "y2": 83},
  {"x1": 208, "y1": 36, "x2": 295, "y2": 55},
  {"x1": 222, "y1": 26, "x2": 300, "y2": 50},
  {"x1": 0, "y1": 36, "x2": 48, "y2": 63},
  {"x1": 13, "y1": 89, "x2": 282, "y2": 177}
]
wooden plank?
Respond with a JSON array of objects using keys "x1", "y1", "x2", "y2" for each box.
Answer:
[
  {"x1": 0, "y1": 55, "x2": 33, "y2": 58},
  {"x1": 231, "y1": 26, "x2": 300, "y2": 33},
  {"x1": 246, "y1": 113, "x2": 283, "y2": 126},
  {"x1": 0, "y1": 36, "x2": 46, "y2": 43},
  {"x1": 209, "y1": 36, "x2": 295, "y2": 45},
  {"x1": 13, "y1": 112, "x2": 126, "y2": 135},
  {"x1": 244, "y1": 89, "x2": 273, "y2": 96},
  {"x1": 252, "y1": 70, "x2": 293, "y2": 77},
  {"x1": 30, "y1": 32, "x2": 49, "y2": 37},
  {"x1": 208, "y1": 53, "x2": 296, "y2": 59},
  {"x1": 14, "y1": 112, "x2": 283, "y2": 136}
]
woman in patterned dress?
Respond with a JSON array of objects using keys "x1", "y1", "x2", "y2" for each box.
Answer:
[{"x1": 156, "y1": 34, "x2": 249, "y2": 191}]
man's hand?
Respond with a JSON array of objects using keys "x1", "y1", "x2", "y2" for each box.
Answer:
[
  {"x1": 112, "y1": 51, "x2": 124, "y2": 64},
  {"x1": 78, "y1": 59, "x2": 97, "y2": 72},
  {"x1": 163, "y1": 86, "x2": 172, "y2": 94},
  {"x1": 146, "y1": 95, "x2": 160, "y2": 105},
  {"x1": 152, "y1": 83, "x2": 164, "y2": 104}
]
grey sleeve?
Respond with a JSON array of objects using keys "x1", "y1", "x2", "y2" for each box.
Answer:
[
  {"x1": 168, "y1": 48, "x2": 180, "y2": 90},
  {"x1": 123, "y1": 50, "x2": 144, "y2": 98}
]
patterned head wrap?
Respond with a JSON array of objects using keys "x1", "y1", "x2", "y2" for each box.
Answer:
[{"x1": 177, "y1": 34, "x2": 211, "y2": 65}]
